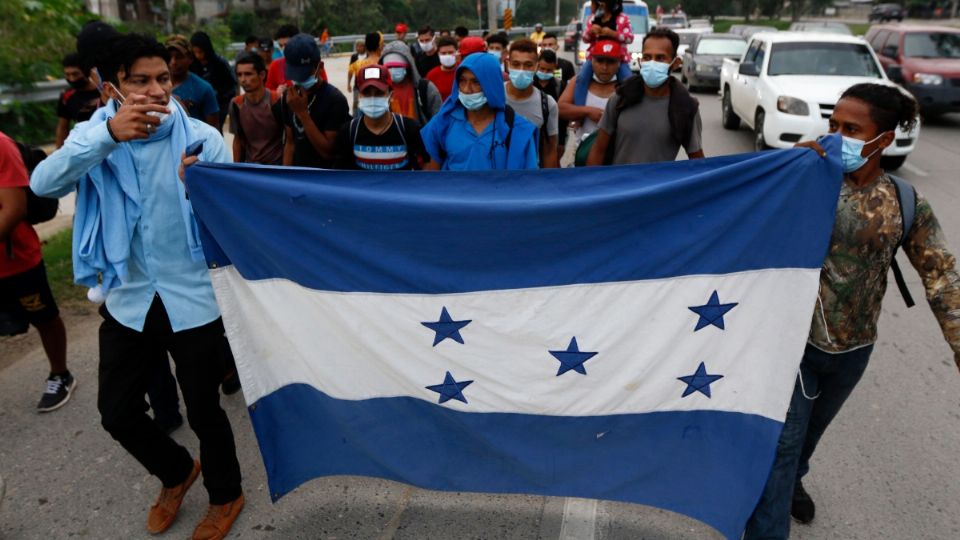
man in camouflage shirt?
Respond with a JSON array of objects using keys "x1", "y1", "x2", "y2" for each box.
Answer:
[{"x1": 746, "y1": 84, "x2": 960, "y2": 539}]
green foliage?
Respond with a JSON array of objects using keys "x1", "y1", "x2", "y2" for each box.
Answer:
[
  {"x1": 0, "y1": 0, "x2": 91, "y2": 87},
  {"x1": 42, "y1": 228, "x2": 87, "y2": 306},
  {"x1": 227, "y1": 10, "x2": 258, "y2": 39},
  {"x1": 0, "y1": 101, "x2": 58, "y2": 146}
]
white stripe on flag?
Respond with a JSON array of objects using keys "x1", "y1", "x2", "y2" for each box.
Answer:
[{"x1": 212, "y1": 266, "x2": 818, "y2": 422}]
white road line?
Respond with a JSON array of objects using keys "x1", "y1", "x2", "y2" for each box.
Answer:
[
  {"x1": 559, "y1": 498, "x2": 598, "y2": 540},
  {"x1": 901, "y1": 161, "x2": 929, "y2": 177}
]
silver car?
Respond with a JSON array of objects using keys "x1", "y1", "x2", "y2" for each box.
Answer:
[{"x1": 682, "y1": 33, "x2": 748, "y2": 91}]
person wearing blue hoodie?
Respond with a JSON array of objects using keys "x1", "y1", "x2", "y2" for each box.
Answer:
[
  {"x1": 30, "y1": 31, "x2": 245, "y2": 539},
  {"x1": 421, "y1": 53, "x2": 538, "y2": 171}
]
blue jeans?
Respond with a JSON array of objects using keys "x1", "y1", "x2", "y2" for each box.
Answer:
[{"x1": 743, "y1": 343, "x2": 874, "y2": 540}]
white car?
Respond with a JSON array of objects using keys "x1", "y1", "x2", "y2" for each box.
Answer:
[
  {"x1": 576, "y1": 0, "x2": 651, "y2": 71},
  {"x1": 719, "y1": 32, "x2": 919, "y2": 169}
]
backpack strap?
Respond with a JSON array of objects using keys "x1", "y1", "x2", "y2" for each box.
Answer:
[
  {"x1": 503, "y1": 105, "x2": 516, "y2": 161},
  {"x1": 394, "y1": 114, "x2": 407, "y2": 147},
  {"x1": 350, "y1": 116, "x2": 362, "y2": 147},
  {"x1": 888, "y1": 174, "x2": 917, "y2": 308},
  {"x1": 538, "y1": 88, "x2": 550, "y2": 167},
  {"x1": 417, "y1": 79, "x2": 431, "y2": 123}
]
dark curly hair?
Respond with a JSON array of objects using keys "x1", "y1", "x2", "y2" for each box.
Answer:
[{"x1": 840, "y1": 83, "x2": 918, "y2": 133}]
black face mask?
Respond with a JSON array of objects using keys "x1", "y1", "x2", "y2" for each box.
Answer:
[{"x1": 67, "y1": 78, "x2": 89, "y2": 90}]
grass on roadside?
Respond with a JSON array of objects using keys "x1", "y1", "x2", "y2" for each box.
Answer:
[{"x1": 41, "y1": 228, "x2": 87, "y2": 307}]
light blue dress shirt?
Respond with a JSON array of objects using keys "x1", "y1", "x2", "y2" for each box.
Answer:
[{"x1": 31, "y1": 114, "x2": 231, "y2": 332}]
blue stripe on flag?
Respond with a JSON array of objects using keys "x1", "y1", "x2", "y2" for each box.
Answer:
[
  {"x1": 186, "y1": 138, "x2": 843, "y2": 294},
  {"x1": 250, "y1": 383, "x2": 782, "y2": 540}
]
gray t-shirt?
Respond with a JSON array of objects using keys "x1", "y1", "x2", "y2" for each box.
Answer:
[
  {"x1": 505, "y1": 86, "x2": 559, "y2": 137},
  {"x1": 598, "y1": 93, "x2": 702, "y2": 164}
]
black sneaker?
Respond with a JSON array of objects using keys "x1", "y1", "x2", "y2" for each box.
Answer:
[
  {"x1": 37, "y1": 372, "x2": 77, "y2": 413},
  {"x1": 791, "y1": 480, "x2": 815, "y2": 524}
]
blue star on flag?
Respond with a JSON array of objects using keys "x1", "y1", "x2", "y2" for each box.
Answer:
[
  {"x1": 426, "y1": 371, "x2": 473, "y2": 404},
  {"x1": 677, "y1": 362, "x2": 724, "y2": 398},
  {"x1": 688, "y1": 290, "x2": 738, "y2": 331},
  {"x1": 549, "y1": 337, "x2": 598, "y2": 376},
  {"x1": 421, "y1": 307, "x2": 471, "y2": 346}
]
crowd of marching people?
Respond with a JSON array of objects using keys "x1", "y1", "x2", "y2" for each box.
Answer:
[{"x1": 2, "y1": 0, "x2": 960, "y2": 538}]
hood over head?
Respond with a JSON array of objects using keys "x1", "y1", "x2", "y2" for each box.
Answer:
[{"x1": 381, "y1": 41, "x2": 422, "y2": 84}]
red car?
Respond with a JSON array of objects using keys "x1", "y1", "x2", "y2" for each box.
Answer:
[{"x1": 866, "y1": 25, "x2": 960, "y2": 116}]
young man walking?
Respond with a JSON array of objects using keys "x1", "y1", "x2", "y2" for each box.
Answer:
[
  {"x1": 165, "y1": 35, "x2": 219, "y2": 128},
  {"x1": 229, "y1": 52, "x2": 283, "y2": 165},
  {"x1": 55, "y1": 53, "x2": 102, "y2": 148},
  {"x1": 31, "y1": 31, "x2": 244, "y2": 539},
  {"x1": 426, "y1": 36, "x2": 460, "y2": 101},
  {"x1": 1, "y1": 130, "x2": 73, "y2": 412},
  {"x1": 335, "y1": 65, "x2": 430, "y2": 171},
  {"x1": 414, "y1": 25, "x2": 440, "y2": 78},
  {"x1": 587, "y1": 29, "x2": 704, "y2": 165},
  {"x1": 281, "y1": 33, "x2": 351, "y2": 168},
  {"x1": 380, "y1": 41, "x2": 442, "y2": 125},
  {"x1": 421, "y1": 53, "x2": 538, "y2": 171},
  {"x1": 504, "y1": 38, "x2": 560, "y2": 168}
]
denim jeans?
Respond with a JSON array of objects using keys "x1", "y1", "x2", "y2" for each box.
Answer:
[{"x1": 743, "y1": 343, "x2": 874, "y2": 540}]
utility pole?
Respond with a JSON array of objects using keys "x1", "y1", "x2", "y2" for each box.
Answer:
[
  {"x1": 555, "y1": 0, "x2": 560, "y2": 25},
  {"x1": 488, "y1": 0, "x2": 499, "y2": 31}
]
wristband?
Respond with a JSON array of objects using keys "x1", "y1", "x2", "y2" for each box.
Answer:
[{"x1": 105, "y1": 119, "x2": 120, "y2": 143}]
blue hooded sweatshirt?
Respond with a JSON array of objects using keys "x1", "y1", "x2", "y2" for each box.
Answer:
[{"x1": 420, "y1": 53, "x2": 538, "y2": 170}]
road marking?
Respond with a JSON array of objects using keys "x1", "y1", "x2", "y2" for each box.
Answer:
[
  {"x1": 559, "y1": 498, "x2": 598, "y2": 540},
  {"x1": 901, "y1": 161, "x2": 929, "y2": 177},
  {"x1": 378, "y1": 486, "x2": 414, "y2": 540}
]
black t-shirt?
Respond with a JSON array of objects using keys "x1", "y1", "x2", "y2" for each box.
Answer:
[
  {"x1": 416, "y1": 53, "x2": 441, "y2": 79},
  {"x1": 558, "y1": 58, "x2": 576, "y2": 89},
  {"x1": 334, "y1": 114, "x2": 429, "y2": 171},
  {"x1": 190, "y1": 55, "x2": 236, "y2": 107},
  {"x1": 56, "y1": 88, "x2": 101, "y2": 123},
  {"x1": 282, "y1": 82, "x2": 351, "y2": 169}
]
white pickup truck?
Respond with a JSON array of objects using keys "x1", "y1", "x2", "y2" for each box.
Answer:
[{"x1": 719, "y1": 32, "x2": 919, "y2": 170}]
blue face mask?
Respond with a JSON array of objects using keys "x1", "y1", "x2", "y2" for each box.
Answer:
[
  {"x1": 458, "y1": 91, "x2": 488, "y2": 111},
  {"x1": 388, "y1": 67, "x2": 407, "y2": 83},
  {"x1": 295, "y1": 76, "x2": 319, "y2": 90},
  {"x1": 841, "y1": 133, "x2": 886, "y2": 173},
  {"x1": 535, "y1": 71, "x2": 554, "y2": 81},
  {"x1": 509, "y1": 69, "x2": 535, "y2": 90},
  {"x1": 358, "y1": 96, "x2": 391, "y2": 119},
  {"x1": 640, "y1": 60, "x2": 671, "y2": 88}
]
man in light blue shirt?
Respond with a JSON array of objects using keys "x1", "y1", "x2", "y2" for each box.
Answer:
[{"x1": 31, "y1": 31, "x2": 245, "y2": 539}]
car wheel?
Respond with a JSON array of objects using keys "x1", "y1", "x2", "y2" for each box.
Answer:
[
  {"x1": 754, "y1": 110, "x2": 769, "y2": 151},
  {"x1": 880, "y1": 155, "x2": 907, "y2": 171},
  {"x1": 721, "y1": 90, "x2": 740, "y2": 130}
]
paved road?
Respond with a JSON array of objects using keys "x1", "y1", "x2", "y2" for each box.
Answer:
[{"x1": 2, "y1": 54, "x2": 960, "y2": 539}]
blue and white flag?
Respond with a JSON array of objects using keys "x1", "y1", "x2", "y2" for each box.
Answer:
[{"x1": 186, "y1": 137, "x2": 842, "y2": 539}]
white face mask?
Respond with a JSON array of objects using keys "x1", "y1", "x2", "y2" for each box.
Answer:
[
  {"x1": 439, "y1": 54, "x2": 457, "y2": 68},
  {"x1": 419, "y1": 39, "x2": 435, "y2": 53}
]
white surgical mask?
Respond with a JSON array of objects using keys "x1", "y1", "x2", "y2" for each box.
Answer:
[
  {"x1": 439, "y1": 54, "x2": 457, "y2": 68},
  {"x1": 419, "y1": 40, "x2": 435, "y2": 53}
]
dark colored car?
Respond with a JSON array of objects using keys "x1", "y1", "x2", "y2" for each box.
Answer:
[
  {"x1": 867, "y1": 25, "x2": 960, "y2": 116},
  {"x1": 869, "y1": 4, "x2": 905, "y2": 23},
  {"x1": 682, "y1": 33, "x2": 748, "y2": 91},
  {"x1": 564, "y1": 22, "x2": 579, "y2": 51}
]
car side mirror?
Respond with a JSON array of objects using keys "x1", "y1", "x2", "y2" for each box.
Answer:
[
  {"x1": 738, "y1": 61, "x2": 760, "y2": 76},
  {"x1": 886, "y1": 65, "x2": 903, "y2": 83},
  {"x1": 881, "y1": 45, "x2": 898, "y2": 58}
]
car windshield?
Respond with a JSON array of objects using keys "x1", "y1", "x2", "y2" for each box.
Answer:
[
  {"x1": 903, "y1": 32, "x2": 960, "y2": 58},
  {"x1": 768, "y1": 42, "x2": 882, "y2": 77},
  {"x1": 696, "y1": 39, "x2": 747, "y2": 56},
  {"x1": 660, "y1": 17, "x2": 685, "y2": 25}
]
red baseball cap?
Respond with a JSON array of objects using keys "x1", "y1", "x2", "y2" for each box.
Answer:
[
  {"x1": 591, "y1": 40, "x2": 621, "y2": 59},
  {"x1": 459, "y1": 36, "x2": 486, "y2": 57},
  {"x1": 357, "y1": 64, "x2": 391, "y2": 92},
  {"x1": 395, "y1": 23, "x2": 408, "y2": 33}
]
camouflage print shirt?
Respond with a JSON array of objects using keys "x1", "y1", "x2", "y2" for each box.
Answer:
[{"x1": 808, "y1": 173, "x2": 960, "y2": 369}]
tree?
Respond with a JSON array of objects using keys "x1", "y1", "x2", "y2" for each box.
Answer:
[{"x1": 0, "y1": 0, "x2": 90, "y2": 87}]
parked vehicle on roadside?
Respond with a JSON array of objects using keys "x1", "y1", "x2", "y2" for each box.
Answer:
[
  {"x1": 719, "y1": 32, "x2": 919, "y2": 170},
  {"x1": 866, "y1": 25, "x2": 960, "y2": 116},
  {"x1": 869, "y1": 3, "x2": 906, "y2": 22},
  {"x1": 656, "y1": 14, "x2": 689, "y2": 29},
  {"x1": 730, "y1": 25, "x2": 779, "y2": 40},
  {"x1": 788, "y1": 21, "x2": 852, "y2": 35},
  {"x1": 564, "y1": 22, "x2": 579, "y2": 51},
  {"x1": 682, "y1": 33, "x2": 747, "y2": 91},
  {"x1": 676, "y1": 26, "x2": 713, "y2": 57},
  {"x1": 576, "y1": 0, "x2": 651, "y2": 71}
]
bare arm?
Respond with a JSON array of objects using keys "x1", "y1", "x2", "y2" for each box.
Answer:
[
  {"x1": 232, "y1": 132, "x2": 244, "y2": 163},
  {"x1": 557, "y1": 79, "x2": 603, "y2": 124},
  {"x1": 586, "y1": 128, "x2": 612, "y2": 166},
  {"x1": 542, "y1": 134, "x2": 559, "y2": 168},
  {"x1": 0, "y1": 187, "x2": 27, "y2": 238},
  {"x1": 283, "y1": 126, "x2": 295, "y2": 166},
  {"x1": 204, "y1": 113, "x2": 219, "y2": 128},
  {"x1": 423, "y1": 160, "x2": 441, "y2": 171},
  {"x1": 688, "y1": 149, "x2": 705, "y2": 159}
]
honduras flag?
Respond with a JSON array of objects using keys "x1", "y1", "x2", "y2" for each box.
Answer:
[{"x1": 185, "y1": 136, "x2": 842, "y2": 539}]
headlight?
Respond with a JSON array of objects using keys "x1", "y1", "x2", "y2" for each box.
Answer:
[
  {"x1": 912, "y1": 72, "x2": 943, "y2": 85},
  {"x1": 776, "y1": 96, "x2": 809, "y2": 116},
  {"x1": 696, "y1": 63, "x2": 713, "y2": 73}
]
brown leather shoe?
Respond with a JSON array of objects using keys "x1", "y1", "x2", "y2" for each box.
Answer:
[
  {"x1": 192, "y1": 493, "x2": 244, "y2": 540},
  {"x1": 146, "y1": 459, "x2": 201, "y2": 534}
]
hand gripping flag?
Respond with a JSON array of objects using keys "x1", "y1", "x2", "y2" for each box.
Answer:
[{"x1": 186, "y1": 136, "x2": 843, "y2": 539}]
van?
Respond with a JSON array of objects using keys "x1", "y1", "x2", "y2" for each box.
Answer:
[{"x1": 576, "y1": 0, "x2": 651, "y2": 72}]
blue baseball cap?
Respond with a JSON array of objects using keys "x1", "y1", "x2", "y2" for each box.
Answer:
[{"x1": 284, "y1": 33, "x2": 321, "y2": 82}]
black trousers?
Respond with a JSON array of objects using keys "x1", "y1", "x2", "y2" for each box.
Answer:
[{"x1": 97, "y1": 296, "x2": 242, "y2": 504}]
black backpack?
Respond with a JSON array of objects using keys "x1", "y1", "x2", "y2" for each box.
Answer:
[
  {"x1": 14, "y1": 142, "x2": 58, "y2": 225},
  {"x1": 889, "y1": 174, "x2": 916, "y2": 308}
]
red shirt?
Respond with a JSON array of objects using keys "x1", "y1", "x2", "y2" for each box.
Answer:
[
  {"x1": 426, "y1": 66, "x2": 457, "y2": 102},
  {"x1": 266, "y1": 57, "x2": 329, "y2": 91},
  {"x1": 0, "y1": 132, "x2": 42, "y2": 278}
]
